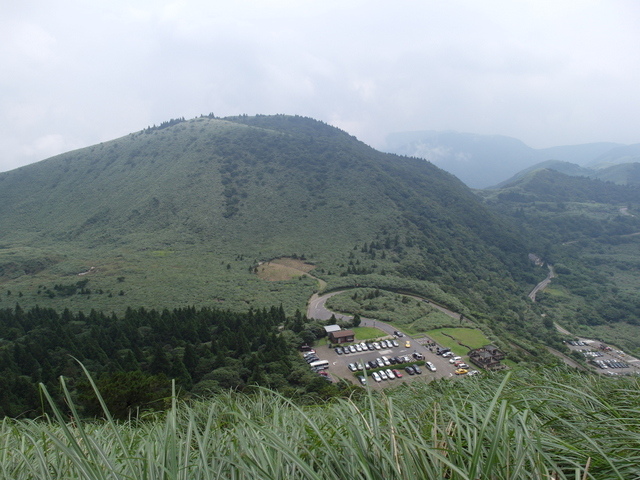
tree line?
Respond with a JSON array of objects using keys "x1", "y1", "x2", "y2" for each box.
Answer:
[{"x1": 0, "y1": 304, "x2": 343, "y2": 419}]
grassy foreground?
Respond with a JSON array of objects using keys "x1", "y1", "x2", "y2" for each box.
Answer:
[{"x1": 1, "y1": 367, "x2": 638, "y2": 479}]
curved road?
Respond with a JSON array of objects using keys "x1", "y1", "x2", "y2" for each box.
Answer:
[
  {"x1": 307, "y1": 289, "x2": 467, "y2": 334},
  {"x1": 529, "y1": 264, "x2": 555, "y2": 301}
]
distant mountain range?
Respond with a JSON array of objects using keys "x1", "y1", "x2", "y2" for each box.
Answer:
[{"x1": 383, "y1": 130, "x2": 639, "y2": 188}]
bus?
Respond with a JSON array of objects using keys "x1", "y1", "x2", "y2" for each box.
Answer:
[{"x1": 309, "y1": 359, "x2": 330, "y2": 370}]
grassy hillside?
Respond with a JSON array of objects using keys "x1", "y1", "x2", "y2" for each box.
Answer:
[
  {"x1": 0, "y1": 115, "x2": 535, "y2": 320},
  {"x1": 3, "y1": 367, "x2": 639, "y2": 479},
  {"x1": 481, "y1": 169, "x2": 640, "y2": 354}
]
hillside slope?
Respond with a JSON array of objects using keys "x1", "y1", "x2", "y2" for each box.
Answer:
[{"x1": 0, "y1": 115, "x2": 533, "y2": 315}]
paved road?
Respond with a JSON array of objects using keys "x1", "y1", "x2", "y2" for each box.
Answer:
[
  {"x1": 307, "y1": 289, "x2": 468, "y2": 326},
  {"x1": 529, "y1": 264, "x2": 555, "y2": 301}
]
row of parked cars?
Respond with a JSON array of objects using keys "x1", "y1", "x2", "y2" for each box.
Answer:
[
  {"x1": 592, "y1": 358, "x2": 629, "y2": 369},
  {"x1": 336, "y1": 339, "x2": 399, "y2": 355}
]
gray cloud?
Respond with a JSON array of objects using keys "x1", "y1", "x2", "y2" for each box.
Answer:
[{"x1": 1, "y1": 0, "x2": 639, "y2": 172}]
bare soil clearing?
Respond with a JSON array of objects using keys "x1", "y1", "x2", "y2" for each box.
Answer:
[{"x1": 255, "y1": 257, "x2": 316, "y2": 281}]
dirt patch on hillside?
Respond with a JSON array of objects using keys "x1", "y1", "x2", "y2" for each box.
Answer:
[{"x1": 255, "y1": 258, "x2": 315, "y2": 281}]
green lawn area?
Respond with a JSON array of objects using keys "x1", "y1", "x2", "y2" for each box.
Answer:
[
  {"x1": 353, "y1": 326, "x2": 387, "y2": 341},
  {"x1": 427, "y1": 327, "x2": 491, "y2": 355}
]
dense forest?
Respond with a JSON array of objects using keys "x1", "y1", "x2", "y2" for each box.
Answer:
[{"x1": 0, "y1": 304, "x2": 342, "y2": 418}]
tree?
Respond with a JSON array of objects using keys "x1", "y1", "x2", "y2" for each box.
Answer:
[{"x1": 352, "y1": 313, "x2": 361, "y2": 327}]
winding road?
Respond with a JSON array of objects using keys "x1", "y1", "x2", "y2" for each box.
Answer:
[{"x1": 528, "y1": 264, "x2": 555, "y2": 301}]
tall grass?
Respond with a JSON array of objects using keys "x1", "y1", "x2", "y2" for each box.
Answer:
[{"x1": 0, "y1": 367, "x2": 638, "y2": 479}]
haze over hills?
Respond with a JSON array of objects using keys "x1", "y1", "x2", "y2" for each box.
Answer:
[
  {"x1": 497, "y1": 159, "x2": 640, "y2": 188},
  {"x1": 383, "y1": 130, "x2": 626, "y2": 188},
  {"x1": 0, "y1": 115, "x2": 533, "y2": 317}
]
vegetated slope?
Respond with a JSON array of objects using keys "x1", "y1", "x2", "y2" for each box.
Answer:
[
  {"x1": 0, "y1": 115, "x2": 533, "y2": 318},
  {"x1": 6, "y1": 368, "x2": 640, "y2": 479},
  {"x1": 495, "y1": 160, "x2": 640, "y2": 188},
  {"x1": 586, "y1": 143, "x2": 640, "y2": 168},
  {"x1": 482, "y1": 168, "x2": 640, "y2": 354},
  {"x1": 493, "y1": 161, "x2": 594, "y2": 188},
  {"x1": 591, "y1": 162, "x2": 640, "y2": 186},
  {"x1": 495, "y1": 168, "x2": 640, "y2": 205}
]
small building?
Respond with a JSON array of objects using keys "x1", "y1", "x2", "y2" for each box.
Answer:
[
  {"x1": 469, "y1": 344, "x2": 506, "y2": 370},
  {"x1": 328, "y1": 329, "x2": 355, "y2": 344},
  {"x1": 324, "y1": 325, "x2": 342, "y2": 334}
]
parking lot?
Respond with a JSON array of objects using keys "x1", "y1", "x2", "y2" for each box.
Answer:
[
  {"x1": 306, "y1": 333, "x2": 479, "y2": 387},
  {"x1": 564, "y1": 339, "x2": 640, "y2": 376}
]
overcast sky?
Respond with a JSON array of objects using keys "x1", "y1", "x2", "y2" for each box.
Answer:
[{"x1": 2, "y1": 0, "x2": 639, "y2": 172}]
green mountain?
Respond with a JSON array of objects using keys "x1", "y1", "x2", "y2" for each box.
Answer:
[
  {"x1": 591, "y1": 162, "x2": 640, "y2": 185},
  {"x1": 0, "y1": 115, "x2": 533, "y2": 318},
  {"x1": 493, "y1": 160, "x2": 594, "y2": 188},
  {"x1": 587, "y1": 143, "x2": 640, "y2": 168},
  {"x1": 481, "y1": 168, "x2": 640, "y2": 353}
]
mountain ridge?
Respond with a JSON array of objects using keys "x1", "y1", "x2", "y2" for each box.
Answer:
[{"x1": 0, "y1": 115, "x2": 533, "y2": 317}]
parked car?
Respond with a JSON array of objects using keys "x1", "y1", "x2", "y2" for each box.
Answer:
[
  {"x1": 425, "y1": 361, "x2": 436, "y2": 372},
  {"x1": 335, "y1": 347, "x2": 343, "y2": 355},
  {"x1": 360, "y1": 342, "x2": 368, "y2": 351},
  {"x1": 348, "y1": 363, "x2": 358, "y2": 372},
  {"x1": 366, "y1": 343, "x2": 375, "y2": 351},
  {"x1": 392, "y1": 369, "x2": 403, "y2": 378},
  {"x1": 380, "y1": 340, "x2": 388, "y2": 348},
  {"x1": 391, "y1": 339, "x2": 399, "y2": 348},
  {"x1": 371, "y1": 372, "x2": 381, "y2": 382},
  {"x1": 379, "y1": 370, "x2": 388, "y2": 380},
  {"x1": 467, "y1": 370, "x2": 480, "y2": 376},
  {"x1": 381, "y1": 356, "x2": 391, "y2": 366},
  {"x1": 349, "y1": 345, "x2": 357, "y2": 353},
  {"x1": 385, "y1": 368, "x2": 396, "y2": 379},
  {"x1": 377, "y1": 358, "x2": 385, "y2": 368},
  {"x1": 455, "y1": 368, "x2": 469, "y2": 375},
  {"x1": 357, "y1": 376, "x2": 367, "y2": 385},
  {"x1": 412, "y1": 365, "x2": 422, "y2": 374},
  {"x1": 413, "y1": 352, "x2": 424, "y2": 360},
  {"x1": 368, "y1": 361, "x2": 378, "y2": 369},
  {"x1": 373, "y1": 342, "x2": 381, "y2": 350},
  {"x1": 449, "y1": 356, "x2": 462, "y2": 363},
  {"x1": 404, "y1": 366, "x2": 415, "y2": 375}
]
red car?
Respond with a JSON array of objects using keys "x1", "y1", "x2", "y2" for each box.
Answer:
[{"x1": 392, "y1": 369, "x2": 403, "y2": 378}]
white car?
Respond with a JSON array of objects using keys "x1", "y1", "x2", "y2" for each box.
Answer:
[
  {"x1": 378, "y1": 370, "x2": 388, "y2": 380},
  {"x1": 360, "y1": 342, "x2": 368, "y2": 351},
  {"x1": 449, "y1": 356, "x2": 462, "y2": 363},
  {"x1": 349, "y1": 345, "x2": 357, "y2": 353},
  {"x1": 385, "y1": 368, "x2": 396, "y2": 379},
  {"x1": 371, "y1": 371, "x2": 381, "y2": 382},
  {"x1": 373, "y1": 342, "x2": 381, "y2": 350},
  {"x1": 425, "y1": 361, "x2": 436, "y2": 372},
  {"x1": 355, "y1": 344, "x2": 362, "y2": 352}
]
